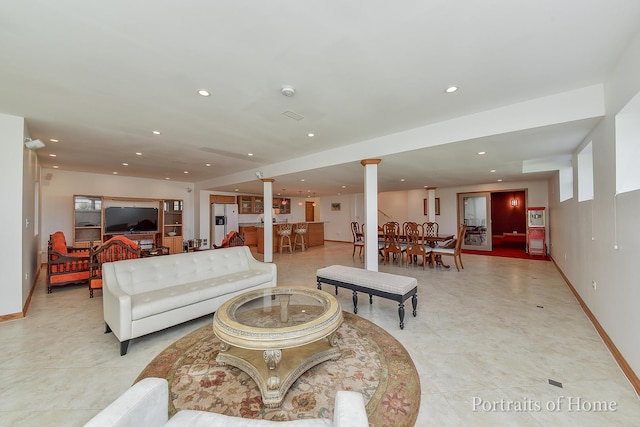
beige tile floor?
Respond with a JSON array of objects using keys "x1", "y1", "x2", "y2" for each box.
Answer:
[{"x1": 1, "y1": 242, "x2": 639, "y2": 426}]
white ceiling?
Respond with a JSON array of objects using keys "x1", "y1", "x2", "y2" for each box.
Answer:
[{"x1": 2, "y1": 1, "x2": 639, "y2": 196}]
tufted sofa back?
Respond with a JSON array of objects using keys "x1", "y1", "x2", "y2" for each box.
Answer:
[{"x1": 106, "y1": 246, "x2": 252, "y2": 295}]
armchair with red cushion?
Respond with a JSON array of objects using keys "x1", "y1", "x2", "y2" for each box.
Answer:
[
  {"x1": 47, "y1": 231, "x2": 91, "y2": 293},
  {"x1": 213, "y1": 230, "x2": 245, "y2": 249}
]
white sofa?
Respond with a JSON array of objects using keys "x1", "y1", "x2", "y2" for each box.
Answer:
[
  {"x1": 102, "y1": 246, "x2": 276, "y2": 355},
  {"x1": 84, "y1": 378, "x2": 369, "y2": 427}
]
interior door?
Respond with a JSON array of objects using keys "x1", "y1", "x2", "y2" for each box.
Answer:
[
  {"x1": 458, "y1": 192, "x2": 492, "y2": 251},
  {"x1": 305, "y1": 201, "x2": 315, "y2": 222}
]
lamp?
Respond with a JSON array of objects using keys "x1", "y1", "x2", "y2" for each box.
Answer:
[
  {"x1": 298, "y1": 191, "x2": 303, "y2": 206},
  {"x1": 24, "y1": 138, "x2": 46, "y2": 150},
  {"x1": 281, "y1": 189, "x2": 287, "y2": 205},
  {"x1": 312, "y1": 192, "x2": 317, "y2": 207},
  {"x1": 511, "y1": 198, "x2": 518, "y2": 207}
]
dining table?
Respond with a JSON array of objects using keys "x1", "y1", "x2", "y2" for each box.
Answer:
[{"x1": 377, "y1": 233, "x2": 455, "y2": 268}]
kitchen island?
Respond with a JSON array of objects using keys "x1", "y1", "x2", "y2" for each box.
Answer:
[{"x1": 255, "y1": 222, "x2": 325, "y2": 254}]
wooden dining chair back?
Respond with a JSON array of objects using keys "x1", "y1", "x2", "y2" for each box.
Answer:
[
  {"x1": 382, "y1": 221, "x2": 406, "y2": 265},
  {"x1": 405, "y1": 222, "x2": 429, "y2": 269},
  {"x1": 431, "y1": 224, "x2": 467, "y2": 271},
  {"x1": 351, "y1": 221, "x2": 364, "y2": 257},
  {"x1": 422, "y1": 222, "x2": 439, "y2": 238}
]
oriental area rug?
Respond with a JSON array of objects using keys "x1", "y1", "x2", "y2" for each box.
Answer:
[{"x1": 136, "y1": 310, "x2": 420, "y2": 427}]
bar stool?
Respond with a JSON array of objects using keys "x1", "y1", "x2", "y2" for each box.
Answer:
[
  {"x1": 293, "y1": 222, "x2": 308, "y2": 251},
  {"x1": 277, "y1": 223, "x2": 293, "y2": 254}
]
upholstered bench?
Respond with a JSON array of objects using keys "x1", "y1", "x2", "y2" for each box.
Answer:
[{"x1": 316, "y1": 265, "x2": 417, "y2": 329}]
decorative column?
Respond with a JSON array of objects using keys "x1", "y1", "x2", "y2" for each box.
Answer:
[
  {"x1": 361, "y1": 159, "x2": 381, "y2": 271},
  {"x1": 425, "y1": 186, "x2": 437, "y2": 221},
  {"x1": 262, "y1": 178, "x2": 274, "y2": 263}
]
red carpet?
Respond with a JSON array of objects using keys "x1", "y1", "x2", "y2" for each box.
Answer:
[{"x1": 462, "y1": 246, "x2": 550, "y2": 261}]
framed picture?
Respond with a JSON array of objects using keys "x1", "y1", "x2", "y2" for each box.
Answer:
[
  {"x1": 331, "y1": 203, "x2": 341, "y2": 211},
  {"x1": 435, "y1": 198, "x2": 441, "y2": 215},
  {"x1": 423, "y1": 198, "x2": 428, "y2": 215}
]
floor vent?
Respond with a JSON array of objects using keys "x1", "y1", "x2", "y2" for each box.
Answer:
[{"x1": 548, "y1": 379, "x2": 563, "y2": 388}]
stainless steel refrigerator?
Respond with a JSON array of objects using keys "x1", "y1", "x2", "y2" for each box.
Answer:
[{"x1": 212, "y1": 203, "x2": 239, "y2": 246}]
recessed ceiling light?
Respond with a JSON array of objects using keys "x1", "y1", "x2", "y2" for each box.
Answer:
[
  {"x1": 341, "y1": 185, "x2": 346, "y2": 188},
  {"x1": 497, "y1": 179, "x2": 503, "y2": 182},
  {"x1": 477, "y1": 151, "x2": 486, "y2": 155},
  {"x1": 400, "y1": 178, "x2": 405, "y2": 182},
  {"x1": 445, "y1": 86, "x2": 458, "y2": 93},
  {"x1": 50, "y1": 138, "x2": 59, "y2": 142},
  {"x1": 300, "y1": 179, "x2": 305, "y2": 182},
  {"x1": 122, "y1": 163, "x2": 128, "y2": 166},
  {"x1": 247, "y1": 153, "x2": 253, "y2": 156},
  {"x1": 53, "y1": 165, "x2": 59, "y2": 169},
  {"x1": 198, "y1": 89, "x2": 211, "y2": 97},
  {"x1": 165, "y1": 177, "x2": 170, "y2": 180},
  {"x1": 184, "y1": 171, "x2": 189, "y2": 174},
  {"x1": 152, "y1": 130, "x2": 161, "y2": 135},
  {"x1": 205, "y1": 163, "x2": 211, "y2": 167},
  {"x1": 49, "y1": 153, "x2": 56, "y2": 157},
  {"x1": 136, "y1": 152, "x2": 142, "y2": 156},
  {"x1": 235, "y1": 189, "x2": 239, "y2": 192},
  {"x1": 113, "y1": 172, "x2": 118, "y2": 175},
  {"x1": 490, "y1": 169, "x2": 496, "y2": 173},
  {"x1": 308, "y1": 133, "x2": 315, "y2": 137}
]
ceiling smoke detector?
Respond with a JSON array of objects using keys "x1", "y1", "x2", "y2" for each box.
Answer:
[{"x1": 281, "y1": 86, "x2": 295, "y2": 97}]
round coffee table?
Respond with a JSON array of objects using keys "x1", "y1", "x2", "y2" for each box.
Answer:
[{"x1": 212, "y1": 286, "x2": 343, "y2": 407}]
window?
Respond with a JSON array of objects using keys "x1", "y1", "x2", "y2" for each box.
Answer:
[
  {"x1": 577, "y1": 141, "x2": 594, "y2": 202},
  {"x1": 616, "y1": 91, "x2": 640, "y2": 194}
]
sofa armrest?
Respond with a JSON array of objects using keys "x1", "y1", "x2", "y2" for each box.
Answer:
[
  {"x1": 242, "y1": 246, "x2": 278, "y2": 285},
  {"x1": 84, "y1": 378, "x2": 168, "y2": 427},
  {"x1": 102, "y1": 263, "x2": 133, "y2": 342},
  {"x1": 333, "y1": 391, "x2": 368, "y2": 427}
]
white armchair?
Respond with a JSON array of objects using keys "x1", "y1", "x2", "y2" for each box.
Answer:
[{"x1": 84, "y1": 377, "x2": 369, "y2": 427}]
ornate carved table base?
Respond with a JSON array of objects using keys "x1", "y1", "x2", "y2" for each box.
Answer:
[{"x1": 217, "y1": 333, "x2": 340, "y2": 408}]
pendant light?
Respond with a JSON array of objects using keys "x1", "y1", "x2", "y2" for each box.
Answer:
[
  {"x1": 281, "y1": 189, "x2": 287, "y2": 205},
  {"x1": 298, "y1": 191, "x2": 303, "y2": 206},
  {"x1": 312, "y1": 192, "x2": 317, "y2": 207}
]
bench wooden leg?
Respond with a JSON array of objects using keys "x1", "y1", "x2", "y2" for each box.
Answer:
[
  {"x1": 412, "y1": 294, "x2": 418, "y2": 317},
  {"x1": 398, "y1": 303, "x2": 405, "y2": 329},
  {"x1": 369, "y1": 294, "x2": 373, "y2": 304},
  {"x1": 352, "y1": 290, "x2": 359, "y2": 314}
]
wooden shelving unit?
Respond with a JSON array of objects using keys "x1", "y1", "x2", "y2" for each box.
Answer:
[
  {"x1": 162, "y1": 200, "x2": 183, "y2": 254},
  {"x1": 73, "y1": 195, "x2": 103, "y2": 247},
  {"x1": 72, "y1": 195, "x2": 184, "y2": 254}
]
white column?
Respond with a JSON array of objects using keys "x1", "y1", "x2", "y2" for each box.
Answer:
[
  {"x1": 262, "y1": 179, "x2": 274, "y2": 263},
  {"x1": 425, "y1": 187, "x2": 437, "y2": 221},
  {"x1": 361, "y1": 159, "x2": 381, "y2": 272}
]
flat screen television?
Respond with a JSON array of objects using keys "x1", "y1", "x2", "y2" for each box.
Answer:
[{"x1": 104, "y1": 207, "x2": 159, "y2": 234}]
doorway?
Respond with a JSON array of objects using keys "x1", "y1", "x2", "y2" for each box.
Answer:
[{"x1": 458, "y1": 192, "x2": 492, "y2": 251}]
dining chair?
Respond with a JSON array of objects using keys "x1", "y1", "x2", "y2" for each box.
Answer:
[
  {"x1": 351, "y1": 221, "x2": 364, "y2": 257},
  {"x1": 431, "y1": 224, "x2": 467, "y2": 271},
  {"x1": 422, "y1": 221, "x2": 440, "y2": 248},
  {"x1": 382, "y1": 222, "x2": 406, "y2": 265},
  {"x1": 405, "y1": 222, "x2": 430, "y2": 270}
]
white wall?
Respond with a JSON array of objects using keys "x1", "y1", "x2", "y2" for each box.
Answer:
[
  {"x1": 0, "y1": 113, "x2": 27, "y2": 316},
  {"x1": 40, "y1": 169, "x2": 195, "y2": 255},
  {"x1": 550, "y1": 30, "x2": 640, "y2": 378}
]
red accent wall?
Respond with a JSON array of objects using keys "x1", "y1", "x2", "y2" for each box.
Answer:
[{"x1": 491, "y1": 191, "x2": 526, "y2": 235}]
